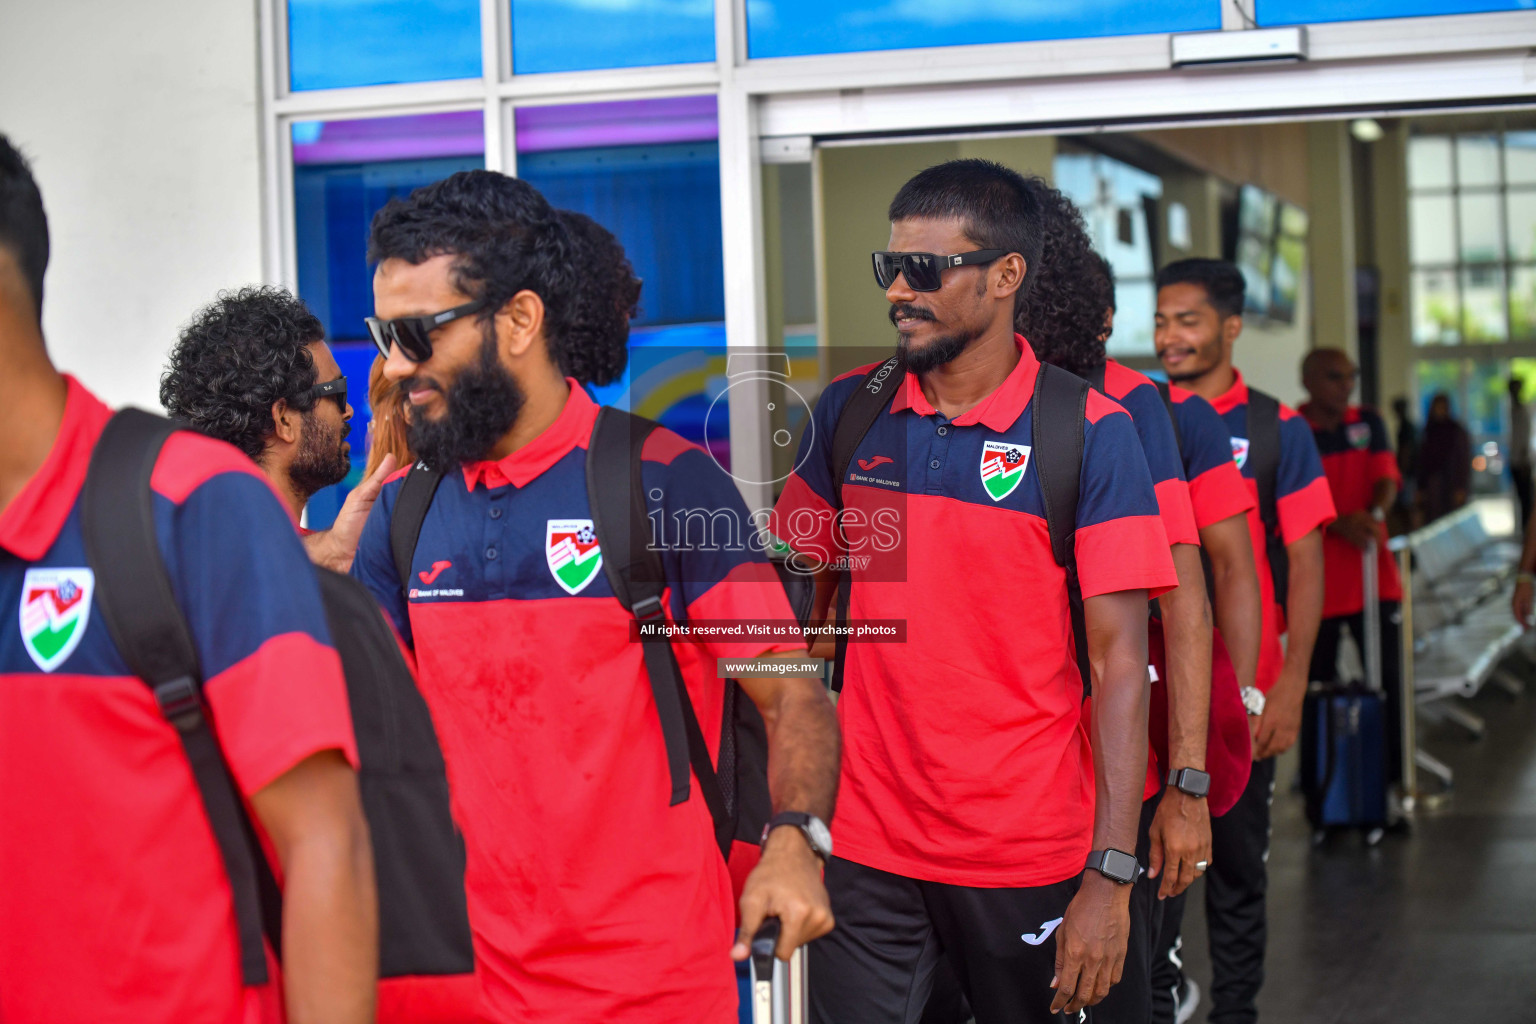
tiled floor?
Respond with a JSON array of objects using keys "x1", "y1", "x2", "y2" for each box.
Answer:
[{"x1": 1179, "y1": 669, "x2": 1536, "y2": 1023}]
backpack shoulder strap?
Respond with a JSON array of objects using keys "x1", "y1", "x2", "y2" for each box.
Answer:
[
  {"x1": 1031, "y1": 364, "x2": 1092, "y2": 698},
  {"x1": 825, "y1": 354, "x2": 905, "y2": 693},
  {"x1": 586, "y1": 407, "x2": 733, "y2": 859},
  {"x1": 80, "y1": 409, "x2": 278, "y2": 987},
  {"x1": 829, "y1": 353, "x2": 906, "y2": 506},
  {"x1": 1154, "y1": 377, "x2": 1182, "y2": 451},
  {"x1": 391, "y1": 462, "x2": 445, "y2": 591},
  {"x1": 1247, "y1": 387, "x2": 1281, "y2": 536}
]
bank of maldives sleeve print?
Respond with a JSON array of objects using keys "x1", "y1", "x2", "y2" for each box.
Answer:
[
  {"x1": 1073, "y1": 393, "x2": 1179, "y2": 600},
  {"x1": 1276, "y1": 409, "x2": 1338, "y2": 544},
  {"x1": 158, "y1": 432, "x2": 358, "y2": 797}
]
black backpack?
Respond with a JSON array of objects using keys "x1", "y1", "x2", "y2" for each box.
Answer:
[
  {"x1": 1245, "y1": 387, "x2": 1288, "y2": 606},
  {"x1": 388, "y1": 408, "x2": 791, "y2": 860},
  {"x1": 80, "y1": 409, "x2": 474, "y2": 989},
  {"x1": 823, "y1": 354, "x2": 1093, "y2": 696}
]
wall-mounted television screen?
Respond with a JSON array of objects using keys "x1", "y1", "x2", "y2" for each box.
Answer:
[
  {"x1": 1234, "y1": 184, "x2": 1277, "y2": 317},
  {"x1": 1268, "y1": 202, "x2": 1308, "y2": 324}
]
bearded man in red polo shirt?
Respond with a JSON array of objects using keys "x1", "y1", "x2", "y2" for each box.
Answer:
[
  {"x1": 770, "y1": 159, "x2": 1177, "y2": 1023},
  {"x1": 1300, "y1": 347, "x2": 1404, "y2": 789}
]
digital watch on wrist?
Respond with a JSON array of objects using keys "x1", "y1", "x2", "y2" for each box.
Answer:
[
  {"x1": 1085, "y1": 849, "x2": 1140, "y2": 884},
  {"x1": 1167, "y1": 767, "x2": 1211, "y2": 798}
]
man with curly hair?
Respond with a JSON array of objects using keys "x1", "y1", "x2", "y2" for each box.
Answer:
[
  {"x1": 161, "y1": 286, "x2": 395, "y2": 571},
  {"x1": 0, "y1": 134, "x2": 376, "y2": 1023},
  {"x1": 350, "y1": 170, "x2": 840, "y2": 1023}
]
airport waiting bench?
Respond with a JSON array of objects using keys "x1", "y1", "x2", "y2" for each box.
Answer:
[{"x1": 1393, "y1": 502, "x2": 1530, "y2": 793}]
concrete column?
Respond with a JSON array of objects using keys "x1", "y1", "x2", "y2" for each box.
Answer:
[
  {"x1": 1307, "y1": 120, "x2": 1359, "y2": 359},
  {"x1": 1372, "y1": 122, "x2": 1415, "y2": 412}
]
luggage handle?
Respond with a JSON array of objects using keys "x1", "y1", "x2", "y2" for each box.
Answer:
[
  {"x1": 750, "y1": 918, "x2": 808, "y2": 1024},
  {"x1": 1362, "y1": 538, "x2": 1383, "y2": 695}
]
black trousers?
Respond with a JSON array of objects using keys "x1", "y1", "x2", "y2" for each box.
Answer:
[
  {"x1": 1514, "y1": 465, "x2": 1533, "y2": 536},
  {"x1": 1308, "y1": 602, "x2": 1403, "y2": 786},
  {"x1": 1149, "y1": 757, "x2": 1276, "y2": 1024},
  {"x1": 813, "y1": 857, "x2": 1082, "y2": 1024},
  {"x1": 921, "y1": 794, "x2": 1164, "y2": 1024}
]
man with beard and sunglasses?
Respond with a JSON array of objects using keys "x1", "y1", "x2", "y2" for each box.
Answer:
[
  {"x1": 349, "y1": 170, "x2": 840, "y2": 1024},
  {"x1": 768, "y1": 159, "x2": 1176, "y2": 1023},
  {"x1": 161, "y1": 286, "x2": 397, "y2": 571}
]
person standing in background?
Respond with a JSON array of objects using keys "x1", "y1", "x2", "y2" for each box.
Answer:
[
  {"x1": 1416, "y1": 393, "x2": 1472, "y2": 526},
  {"x1": 1390, "y1": 396, "x2": 1419, "y2": 534},
  {"x1": 1508, "y1": 378, "x2": 1532, "y2": 535},
  {"x1": 1299, "y1": 348, "x2": 1404, "y2": 795}
]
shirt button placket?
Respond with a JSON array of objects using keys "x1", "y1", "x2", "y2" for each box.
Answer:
[
  {"x1": 927, "y1": 417, "x2": 953, "y2": 495},
  {"x1": 486, "y1": 489, "x2": 507, "y2": 594}
]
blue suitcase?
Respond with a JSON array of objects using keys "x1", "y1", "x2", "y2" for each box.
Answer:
[{"x1": 1302, "y1": 684, "x2": 1389, "y2": 832}]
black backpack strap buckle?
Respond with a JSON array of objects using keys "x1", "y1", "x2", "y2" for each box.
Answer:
[
  {"x1": 153, "y1": 675, "x2": 204, "y2": 730},
  {"x1": 630, "y1": 594, "x2": 665, "y2": 621}
]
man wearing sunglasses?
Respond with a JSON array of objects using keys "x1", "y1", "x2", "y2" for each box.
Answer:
[
  {"x1": 349, "y1": 170, "x2": 840, "y2": 1024},
  {"x1": 161, "y1": 286, "x2": 396, "y2": 571},
  {"x1": 769, "y1": 159, "x2": 1176, "y2": 1023}
]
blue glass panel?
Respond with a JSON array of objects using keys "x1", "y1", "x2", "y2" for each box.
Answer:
[
  {"x1": 293, "y1": 113, "x2": 483, "y2": 343},
  {"x1": 516, "y1": 100, "x2": 723, "y2": 327},
  {"x1": 745, "y1": 0, "x2": 1218, "y2": 59},
  {"x1": 1256, "y1": 0, "x2": 1530, "y2": 25},
  {"x1": 511, "y1": 0, "x2": 714, "y2": 73},
  {"x1": 288, "y1": 0, "x2": 480, "y2": 92},
  {"x1": 587, "y1": 323, "x2": 731, "y2": 468}
]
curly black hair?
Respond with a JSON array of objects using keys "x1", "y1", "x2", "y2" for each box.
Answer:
[
  {"x1": 369, "y1": 170, "x2": 616, "y2": 375},
  {"x1": 550, "y1": 209, "x2": 639, "y2": 387},
  {"x1": 1012, "y1": 180, "x2": 1114, "y2": 378},
  {"x1": 160, "y1": 286, "x2": 323, "y2": 460}
]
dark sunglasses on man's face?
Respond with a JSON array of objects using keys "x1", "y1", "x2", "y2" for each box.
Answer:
[
  {"x1": 296, "y1": 376, "x2": 347, "y2": 412},
  {"x1": 364, "y1": 298, "x2": 487, "y2": 363},
  {"x1": 871, "y1": 249, "x2": 1008, "y2": 292}
]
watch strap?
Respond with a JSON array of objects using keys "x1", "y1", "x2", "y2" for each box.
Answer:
[{"x1": 1085, "y1": 848, "x2": 1140, "y2": 884}]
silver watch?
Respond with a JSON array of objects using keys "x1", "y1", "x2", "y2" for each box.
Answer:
[
  {"x1": 761, "y1": 811, "x2": 833, "y2": 862},
  {"x1": 1241, "y1": 686, "x2": 1266, "y2": 717}
]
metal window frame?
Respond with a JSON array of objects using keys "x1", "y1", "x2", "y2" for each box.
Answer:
[{"x1": 259, "y1": 1, "x2": 1536, "y2": 499}]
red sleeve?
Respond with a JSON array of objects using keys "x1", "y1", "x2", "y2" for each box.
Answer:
[
  {"x1": 1277, "y1": 476, "x2": 1337, "y2": 546},
  {"x1": 204, "y1": 632, "x2": 358, "y2": 797},
  {"x1": 1155, "y1": 478, "x2": 1201, "y2": 547},
  {"x1": 1370, "y1": 450, "x2": 1401, "y2": 485},
  {"x1": 1076, "y1": 515, "x2": 1179, "y2": 600},
  {"x1": 1188, "y1": 460, "x2": 1257, "y2": 531},
  {"x1": 684, "y1": 560, "x2": 804, "y2": 660},
  {"x1": 767, "y1": 473, "x2": 839, "y2": 565}
]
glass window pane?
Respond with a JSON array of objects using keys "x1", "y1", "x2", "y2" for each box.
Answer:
[
  {"x1": 1413, "y1": 268, "x2": 1460, "y2": 345},
  {"x1": 1458, "y1": 192, "x2": 1503, "y2": 263},
  {"x1": 1410, "y1": 194, "x2": 1455, "y2": 264},
  {"x1": 1511, "y1": 266, "x2": 1536, "y2": 341},
  {"x1": 516, "y1": 99, "x2": 726, "y2": 457},
  {"x1": 1456, "y1": 135, "x2": 1502, "y2": 188},
  {"x1": 288, "y1": 0, "x2": 481, "y2": 91},
  {"x1": 1415, "y1": 359, "x2": 1463, "y2": 424},
  {"x1": 1258, "y1": 0, "x2": 1528, "y2": 26},
  {"x1": 511, "y1": 0, "x2": 714, "y2": 73},
  {"x1": 1462, "y1": 264, "x2": 1508, "y2": 343},
  {"x1": 292, "y1": 111, "x2": 484, "y2": 529},
  {"x1": 746, "y1": 0, "x2": 1217, "y2": 59},
  {"x1": 1506, "y1": 132, "x2": 1536, "y2": 185},
  {"x1": 1506, "y1": 191, "x2": 1536, "y2": 262},
  {"x1": 1409, "y1": 136, "x2": 1453, "y2": 191}
]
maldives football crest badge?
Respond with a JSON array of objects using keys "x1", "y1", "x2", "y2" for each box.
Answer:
[
  {"x1": 1231, "y1": 437, "x2": 1251, "y2": 471},
  {"x1": 979, "y1": 440, "x2": 1030, "y2": 501},
  {"x1": 546, "y1": 520, "x2": 603, "y2": 595},
  {"x1": 19, "y1": 567, "x2": 94, "y2": 672}
]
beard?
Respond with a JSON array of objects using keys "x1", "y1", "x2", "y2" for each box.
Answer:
[
  {"x1": 890, "y1": 302, "x2": 984, "y2": 375},
  {"x1": 290, "y1": 408, "x2": 351, "y2": 499},
  {"x1": 405, "y1": 331, "x2": 526, "y2": 472}
]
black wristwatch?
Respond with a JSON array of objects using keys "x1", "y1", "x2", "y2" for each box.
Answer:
[
  {"x1": 1167, "y1": 767, "x2": 1211, "y2": 798},
  {"x1": 1085, "y1": 849, "x2": 1140, "y2": 884},
  {"x1": 761, "y1": 811, "x2": 833, "y2": 863}
]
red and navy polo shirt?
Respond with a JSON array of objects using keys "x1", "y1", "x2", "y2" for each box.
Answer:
[
  {"x1": 1103, "y1": 359, "x2": 1199, "y2": 548},
  {"x1": 0, "y1": 378, "x2": 356, "y2": 1024},
  {"x1": 1209, "y1": 371, "x2": 1336, "y2": 692},
  {"x1": 1299, "y1": 403, "x2": 1403, "y2": 618},
  {"x1": 768, "y1": 337, "x2": 1176, "y2": 888},
  {"x1": 1170, "y1": 383, "x2": 1256, "y2": 533},
  {"x1": 351, "y1": 381, "x2": 799, "y2": 1024}
]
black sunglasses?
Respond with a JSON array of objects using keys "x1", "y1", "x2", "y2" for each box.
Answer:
[
  {"x1": 296, "y1": 376, "x2": 347, "y2": 411},
  {"x1": 872, "y1": 249, "x2": 1009, "y2": 292},
  {"x1": 365, "y1": 298, "x2": 487, "y2": 362}
]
